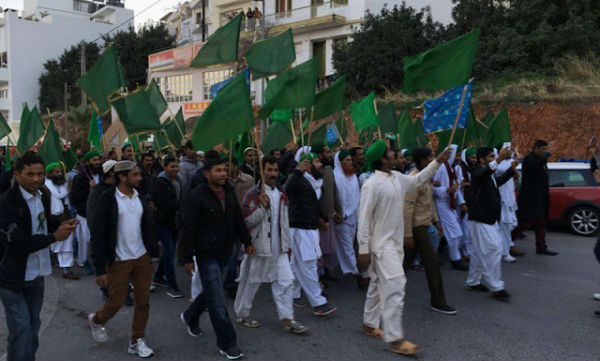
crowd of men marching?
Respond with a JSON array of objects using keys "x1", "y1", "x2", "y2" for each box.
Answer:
[{"x1": 0, "y1": 136, "x2": 557, "y2": 360}]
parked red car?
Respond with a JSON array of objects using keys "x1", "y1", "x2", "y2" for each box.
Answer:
[{"x1": 519, "y1": 162, "x2": 600, "y2": 236}]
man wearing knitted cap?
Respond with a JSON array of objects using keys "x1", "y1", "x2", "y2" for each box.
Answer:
[
  {"x1": 45, "y1": 163, "x2": 78, "y2": 280},
  {"x1": 71, "y1": 150, "x2": 102, "y2": 270},
  {"x1": 240, "y1": 147, "x2": 259, "y2": 181},
  {"x1": 454, "y1": 148, "x2": 477, "y2": 263},
  {"x1": 284, "y1": 152, "x2": 337, "y2": 316},
  {"x1": 358, "y1": 140, "x2": 451, "y2": 356}
]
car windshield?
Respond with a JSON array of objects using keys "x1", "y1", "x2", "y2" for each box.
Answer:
[{"x1": 548, "y1": 169, "x2": 596, "y2": 187}]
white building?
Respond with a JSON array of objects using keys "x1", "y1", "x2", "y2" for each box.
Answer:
[{"x1": 0, "y1": 0, "x2": 134, "y2": 135}]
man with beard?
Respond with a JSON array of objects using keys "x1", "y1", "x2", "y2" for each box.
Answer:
[
  {"x1": 465, "y1": 147, "x2": 517, "y2": 301},
  {"x1": 314, "y1": 144, "x2": 341, "y2": 282},
  {"x1": 234, "y1": 156, "x2": 309, "y2": 334},
  {"x1": 511, "y1": 140, "x2": 558, "y2": 256},
  {"x1": 240, "y1": 148, "x2": 259, "y2": 181},
  {"x1": 454, "y1": 148, "x2": 477, "y2": 261},
  {"x1": 137, "y1": 152, "x2": 156, "y2": 204},
  {"x1": 45, "y1": 163, "x2": 78, "y2": 280},
  {"x1": 284, "y1": 152, "x2": 337, "y2": 316},
  {"x1": 121, "y1": 143, "x2": 135, "y2": 161},
  {"x1": 71, "y1": 150, "x2": 102, "y2": 270},
  {"x1": 495, "y1": 147, "x2": 520, "y2": 263},
  {"x1": 178, "y1": 141, "x2": 202, "y2": 194},
  {"x1": 350, "y1": 147, "x2": 365, "y2": 174}
]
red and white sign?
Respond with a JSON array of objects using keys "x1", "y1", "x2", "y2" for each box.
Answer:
[
  {"x1": 184, "y1": 102, "x2": 210, "y2": 115},
  {"x1": 149, "y1": 43, "x2": 206, "y2": 70},
  {"x1": 148, "y1": 50, "x2": 174, "y2": 68}
]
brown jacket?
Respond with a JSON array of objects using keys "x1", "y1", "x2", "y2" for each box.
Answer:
[
  {"x1": 404, "y1": 168, "x2": 439, "y2": 237},
  {"x1": 229, "y1": 171, "x2": 255, "y2": 206},
  {"x1": 319, "y1": 165, "x2": 342, "y2": 218}
]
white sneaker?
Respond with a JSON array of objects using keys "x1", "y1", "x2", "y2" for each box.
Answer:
[
  {"x1": 128, "y1": 338, "x2": 154, "y2": 358},
  {"x1": 503, "y1": 255, "x2": 517, "y2": 263},
  {"x1": 593, "y1": 293, "x2": 600, "y2": 301},
  {"x1": 88, "y1": 313, "x2": 108, "y2": 343}
]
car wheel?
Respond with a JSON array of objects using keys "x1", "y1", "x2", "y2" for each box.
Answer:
[{"x1": 569, "y1": 206, "x2": 600, "y2": 237}]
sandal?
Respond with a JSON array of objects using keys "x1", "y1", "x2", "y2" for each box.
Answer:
[
  {"x1": 235, "y1": 317, "x2": 260, "y2": 328},
  {"x1": 362, "y1": 324, "x2": 383, "y2": 339},
  {"x1": 390, "y1": 339, "x2": 422, "y2": 355}
]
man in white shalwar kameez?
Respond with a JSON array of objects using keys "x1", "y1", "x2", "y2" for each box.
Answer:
[
  {"x1": 234, "y1": 157, "x2": 309, "y2": 333},
  {"x1": 333, "y1": 150, "x2": 361, "y2": 276},
  {"x1": 495, "y1": 152, "x2": 519, "y2": 263},
  {"x1": 357, "y1": 141, "x2": 450, "y2": 355},
  {"x1": 433, "y1": 145, "x2": 469, "y2": 270},
  {"x1": 455, "y1": 149, "x2": 476, "y2": 258},
  {"x1": 465, "y1": 147, "x2": 516, "y2": 301},
  {"x1": 284, "y1": 152, "x2": 337, "y2": 316},
  {"x1": 44, "y1": 163, "x2": 78, "y2": 280}
]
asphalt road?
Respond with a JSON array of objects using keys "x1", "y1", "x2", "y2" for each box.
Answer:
[{"x1": 1, "y1": 230, "x2": 599, "y2": 360}]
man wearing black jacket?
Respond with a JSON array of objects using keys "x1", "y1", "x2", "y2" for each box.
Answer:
[
  {"x1": 87, "y1": 161, "x2": 160, "y2": 358},
  {"x1": 178, "y1": 157, "x2": 254, "y2": 360},
  {"x1": 0, "y1": 152, "x2": 77, "y2": 361},
  {"x1": 465, "y1": 147, "x2": 517, "y2": 301}
]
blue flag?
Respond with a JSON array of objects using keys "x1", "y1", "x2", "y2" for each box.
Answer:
[
  {"x1": 211, "y1": 68, "x2": 250, "y2": 99},
  {"x1": 96, "y1": 114, "x2": 103, "y2": 139},
  {"x1": 422, "y1": 80, "x2": 473, "y2": 134},
  {"x1": 326, "y1": 122, "x2": 340, "y2": 144}
]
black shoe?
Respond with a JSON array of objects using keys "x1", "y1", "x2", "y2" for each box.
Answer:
[
  {"x1": 536, "y1": 250, "x2": 559, "y2": 256},
  {"x1": 430, "y1": 305, "x2": 457, "y2": 315},
  {"x1": 219, "y1": 345, "x2": 244, "y2": 360},
  {"x1": 451, "y1": 261, "x2": 469, "y2": 271},
  {"x1": 595, "y1": 310, "x2": 600, "y2": 318},
  {"x1": 180, "y1": 312, "x2": 202, "y2": 337},
  {"x1": 465, "y1": 284, "x2": 489, "y2": 292},
  {"x1": 491, "y1": 289, "x2": 511, "y2": 302},
  {"x1": 125, "y1": 293, "x2": 133, "y2": 307}
]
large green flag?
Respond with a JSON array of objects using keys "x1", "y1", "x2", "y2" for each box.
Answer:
[
  {"x1": 191, "y1": 13, "x2": 241, "y2": 67},
  {"x1": 414, "y1": 119, "x2": 429, "y2": 147},
  {"x1": 153, "y1": 130, "x2": 171, "y2": 152},
  {"x1": 378, "y1": 102, "x2": 396, "y2": 136},
  {"x1": 191, "y1": 74, "x2": 254, "y2": 150},
  {"x1": 4, "y1": 143, "x2": 11, "y2": 171},
  {"x1": 465, "y1": 105, "x2": 492, "y2": 148},
  {"x1": 308, "y1": 122, "x2": 328, "y2": 147},
  {"x1": 163, "y1": 118, "x2": 184, "y2": 147},
  {"x1": 146, "y1": 79, "x2": 168, "y2": 117},
  {"x1": 269, "y1": 109, "x2": 293, "y2": 122},
  {"x1": 403, "y1": 28, "x2": 480, "y2": 93},
  {"x1": 397, "y1": 110, "x2": 416, "y2": 151},
  {"x1": 38, "y1": 120, "x2": 64, "y2": 165},
  {"x1": 349, "y1": 91, "x2": 378, "y2": 131},
  {"x1": 435, "y1": 128, "x2": 466, "y2": 155},
  {"x1": 63, "y1": 147, "x2": 78, "y2": 171},
  {"x1": 261, "y1": 122, "x2": 293, "y2": 156},
  {"x1": 0, "y1": 111, "x2": 11, "y2": 140},
  {"x1": 112, "y1": 90, "x2": 162, "y2": 135},
  {"x1": 17, "y1": 106, "x2": 45, "y2": 154},
  {"x1": 87, "y1": 109, "x2": 102, "y2": 150},
  {"x1": 246, "y1": 29, "x2": 296, "y2": 79},
  {"x1": 258, "y1": 58, "x2": 318, "y2": 120},
  {"x1": 313, "y1": 75, "x2": 346, "y2": 121},
  {"x1": 77, "y1": 46, "x2": 126, "y2": 113},
  {"x1": 487, "y1": 108, "x2": 512, "y2": 149},
  {"x1": 175, "y1": 107, "x2": 186, "y2": 136}
]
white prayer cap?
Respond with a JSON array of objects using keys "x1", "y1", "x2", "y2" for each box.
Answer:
[
  {"x1": 102, "y1": 160, "x2": 118, "y2": 174},
  {"x1": 294, "y1": 146, "x2": 311, "y2": 163},
  {"x1": 196, "y1": 151, "x2": 205, "y2": 156}
]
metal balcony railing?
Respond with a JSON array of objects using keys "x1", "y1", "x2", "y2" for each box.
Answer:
[{"x1": 241, "y1": 0, "x2": 347, "y2": 31}]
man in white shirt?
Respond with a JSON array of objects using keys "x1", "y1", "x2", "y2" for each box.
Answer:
[
  {"x1": 88, "y1": 161, "x2": 160, "y2": 359},
  {"x1": 234, "y1": 156, "x2": 309, "y2": 334},
  {"x1": 357, "y1": 141, "x2": 450, "y2": 356}
]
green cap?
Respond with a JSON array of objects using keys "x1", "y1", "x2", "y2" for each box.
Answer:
[
  {"x1": 83, "y1": 150, "x2": 101, "y2": 162},
  {"x1": 299, "y1": 152, "x2": 318, "y2": 163},
  {"x1": 365, "y1": 140, "x2": 387, "y2": 163},
  {"x1": 45, "y1": 162, "x2": 61, "y2": 173}
]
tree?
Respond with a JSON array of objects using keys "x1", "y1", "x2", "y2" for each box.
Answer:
[
  {"x1": 104, "y1": 22, "x2": 175, "y2": 89},
  {"x1": 38, "y1": 43, "x2": 101, "y2": 112},
  {"x1": 332, "y1": 4, "x2": 451, "y2": 95}
]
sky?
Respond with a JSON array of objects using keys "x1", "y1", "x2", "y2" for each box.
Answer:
[{"x1": 1, "y1": 0, "x2": 181, "y2": 27}]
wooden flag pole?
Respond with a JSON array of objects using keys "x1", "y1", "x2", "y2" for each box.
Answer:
[
  {"x1": 447, "y1": 79, "x2": 473, "y2": 147},
  {"x1": 289, "y1": 119, "x2": 297, "y2": 144},
  {"x1": 307, "y1": 107, "x2": 314, "y2": 147},
  {"x1": 251, "y1": 128, "x2": 266, "y2": 191},
  {"x1": 373, "y1": 98, "x2": 382, "y2": 139},
  {"x1": 298, "y1": 110, "x2": 305, "y2": 149},
  {"x1": 228, "y1": 139, "x2": 233, "y2": 178}
]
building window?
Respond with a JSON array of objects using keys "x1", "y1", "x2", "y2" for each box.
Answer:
[
  {"x1": 203, "y1": 69, "x2": 233, "y2": 100},
  {"x1": 161, "y1": 74, "x2": 193, "y2": 103},
  {"x1": 0, "y1": 52, "x2": 7, "y2": 68},
  {"x1": 0, "y1": 89, "x2": 7, "y2": 99}
]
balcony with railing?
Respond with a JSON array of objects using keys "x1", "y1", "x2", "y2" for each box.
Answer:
[{"x1": 242, "y1": 0, "x2": 349, "y2": 34}]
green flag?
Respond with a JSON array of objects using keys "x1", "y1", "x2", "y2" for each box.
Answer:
[
  {"x1": 397, "y1": 110, "x2": 416, "y2": 151},
  {"x1": 63, "y1": 147, "x2": 78, "y2": 171},
  {"x1": 20, "y1": 104, "x2": 30, "y2": 125},
  {"x1": 175, "y1": 107, "x2": 186, "y2": 137},
  {"x1": 465, "y1": 105, "x2": 492, "y2": 148},
  {"x1": 308, "y1": 122, "x2": 328, "y2": 147},
  {"x1": 191, "y1": 13, "x2": 241, "y2": 67},
  {"x1": 163, "y1": 118, "x2": 184, "y2": 147},
  {"x1": 403, "y1": 28, "x2": 480, "y2": 93},
  {"x1": 87, "y1": 109, "x2": 102, "y2": 150},
  {"x1": 435, "y1": 128, "x2": 466, "y2": 155},
  {"x1": 336, "y1": 117, "x2": 347, "y2": 143},
  {"x1": 269, "y1": 109, "x2": 293, "y2": 123},
  {"x1": 349, "y1": 91, "x2": 378, "y2": 131},
  {"x1": 17, "y1": 106, "x2": 45, "y2": 154},
  {"x1": 487, "y1": 108, "x2": 512, "y2": 149},
  {"x1": 235, "y1": 132, "x2": 252, "y2": 165},
  {"x1": 191, "y1": 74, "x2": 254, "y2": 150},
  {"x1": 313, "y1": 75, "x2": 346, "y2": 121},
  {"x1": 153, "y1": 130, "x2": 171, "y2": 151},
  {"x1": 261, "y1": 122, "x2": 293, "y2": 156},
  {"x1": 5, "y1": 144, "x2": 11, "y2": 171},
  {"x1": 246, "y1": 29, "x2": 296, "y2": 79},
  {"x1": 112, "y1": 90, "x2": 162, "y2": 135},
  {"x1": 77, "y1": 46, "x2": 126, "y2": 113},
  {"x1": 146, "y1": 79, "x2": 168, "y2": 117},
  {"x1": 258, "y1": 58, "x2": 318, "y2": 120},
  {"x1": 378, "y1": 102, "x2": 396, "y2": 136},
  {"x1": 38, "y1": 120, "x2": 64, "y2": 165},
  {"x1": 0, "y1": 112, "x2": 11, "y2": 140},
  {"x1": 480, "y1": 111, "x2": 494, "y2": 127},
  {"x1": 414, "y1": 119, "x2": 429, "y2": 147}
]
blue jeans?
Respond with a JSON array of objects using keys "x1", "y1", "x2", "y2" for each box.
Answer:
[
  {"x1": 223, "y1": 240, "x2": 240, "y2": 290},
  {"x1": 154, "y1": 227, "x2": 179, "y2": 290},
  {"x1": 183, "y1": 258, "x2": 237, "y2": 351},
  {"x1": 0, "y1": 277, "x2": 45, "y2": 361}
]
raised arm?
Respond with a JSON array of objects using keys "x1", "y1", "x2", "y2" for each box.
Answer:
[{"x1": 357, "y1": 181, "x2": 377, "y2": 255}]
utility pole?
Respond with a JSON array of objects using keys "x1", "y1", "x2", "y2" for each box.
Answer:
[
  {"x1": 201, "y1": 0, "x2": 206, "y2": 41},
  {"x1": 64, "y1": 82, "x2": 69, "y2": 141},
  {"x1": 80, "y1": 40, "x2": 87, "y2": 107}
]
